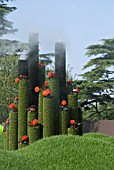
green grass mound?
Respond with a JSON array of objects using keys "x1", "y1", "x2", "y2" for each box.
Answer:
[{"x1": 0, "y1": 133, "x2": 114, "y2": 170}]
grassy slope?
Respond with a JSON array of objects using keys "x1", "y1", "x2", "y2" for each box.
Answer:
[{"x1": 0, "y1": 133, "x2": 114, "y2": 170}]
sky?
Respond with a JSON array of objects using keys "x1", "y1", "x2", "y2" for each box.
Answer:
[{"x1": 3, "y1": 0, "x2": 114, "y2": 78}]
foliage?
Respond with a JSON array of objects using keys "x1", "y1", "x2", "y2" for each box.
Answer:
[
  {"x1": 0, "y1": 134, "x2": 114, "y2": 169},
  {"x1": 0, "y1": 2, "x2": 17, "y2": 37},
  {"x1": 0, "y1": 55, "x2": 18, "y2": 123},
  {"x1": 76, "y1": 38, "x2": 114, "y2": 120}
]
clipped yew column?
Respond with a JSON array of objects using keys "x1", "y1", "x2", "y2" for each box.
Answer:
[
  {"x1": 38, "y1": 91, "x2": 43, "y2": 137},
  {"x1": 55, "y1": 42, "x2": 67, "y2": 101},
  {"x1": 18, "y1": 77, "x2": 29, "y2": 148},
  {"x1": 49, "y1": 75, "x2": 60, "y2": 135},
  {"x1": 68, "y1": 94, "x2": 78, "y2": 121},
  {"x1": 9, "y1": 110, "x2": 18, "y2": 150},
  {"x1": 29, "y1": 125, "x2": 40, "y2": 144},
  {"x1": 43, "y1": 96, "x2": 55, "y2": 138},
  {"x1": 68, "y1": 128, "x2": 78, "y2": 135},
  {"x1": 59, "y1": 107, "x2": 70, "y2": 135},
  {"x1": 4, "y1": 125, "x2": 9, "y2": 150},
  {"x1": 27, "y1": 109, "x2": 37, "y2": 136}
]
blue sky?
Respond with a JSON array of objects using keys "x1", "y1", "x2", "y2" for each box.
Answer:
[{"x1": 4, "y1": 0, "x2": 114, "y2": 78}]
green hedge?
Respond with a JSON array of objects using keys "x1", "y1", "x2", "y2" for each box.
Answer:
[
  {"x1": 29, "y1": 125, "x2": 40, "y2": 144},
  {"x1": 4, "y1": 125, "x2": 9, "y2": 150},
  {"x1": 38, "y1": 91, "x2": 43, "y2": 138},
  {"x1": 49, "y1": 77, "x2": 60, "y2": 135},
  {"x1": 68, "y1": 94, "x2": 78, "y2": 121},
  {"x1": 9, "y1": 111, "x2": 18, "y2": 150},
  {"x1": 59, "y1": 108, "x2": 70, "y2": 135},
  {"x1": 68, "y1": 127, "x2": 79, "y2": 135},
  {"x1": 43, "y1": 96, "x2": 55, "y2": 137},
  {"x1": 39, "y1": 66, "x2": 45, "y2": 87},
  {"x1": 18, "y1": 79, "x2": 29, "y2": 147}
]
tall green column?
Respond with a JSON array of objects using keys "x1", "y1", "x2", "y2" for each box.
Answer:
[
  {"x1": 9, "y1": 111, "x2": 18, "y2": 150},
  {"x1": 68, "y1": 127, "x2": 78, "y2": 135},
  {"x1": 49, "y1": 76, "x2": 60, "y2": 135},
  {"x1": 18, "y1": 78, "x2": 29, "y2": 148},
  {"x1": 29, "y1": 125, "x2": 40, "y2": 144},
  {"x1": 39, "y1": 65, "x2": 45, "y2": 87},
  {"x1": 59, "y1": 108, "x2": 70, "y2": 135},
  {"x1": 43, "y1": 96, "x2": 55, "y2": 138},
  {"x1": 27, "y1": 110, "x2": 37, "y2": 136},
  {"x1": 4, "y1": 125, "x2": 9, "y2": 150},
  {"x1": 68, "y1": 94, "x2": 78, "y2": 121},
  {"x1": 38, "y1": 91, "x2": 43, "y2": 138}
]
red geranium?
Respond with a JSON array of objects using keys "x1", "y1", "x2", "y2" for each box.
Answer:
[
  {"x1": 61, "y1": 100, "x2": 67, "y2": 106},
  {"x1": 9, "y1": 103, "x2": 15, "y2": 109},
  {"x1": 76, "y1": 87, "x2": 80, "y2": 93},
  {"x1": 15, "y1": 78, "x2": 19, "y2": 83},
  {"x1": 30, "y1": 107, "x2": 35, "y2": 112},
  {"x1": 21, "y1": 135, "x2": 28, "y2": 141},
  {"x1": 44, "y1": 81, "x2": 48, "y2": 85},
  {"x1": 31, "y1": 119, "x2": 38, "y2": 126},
  {"x1": 14, "y1": 97, "x2": 18, "y2": 101},
  {"x1": 34, "y1": 86, "x2": 40, "y2": 92},
  {"x1": 6, "y1": 118, "x2": 9, "y2": 124},
  {"x1": 48, "y1": 72, "x2": 53, "y2": 78},
  {"x1": 70, "y1": 120, "x2": 76, "y2": 126}
]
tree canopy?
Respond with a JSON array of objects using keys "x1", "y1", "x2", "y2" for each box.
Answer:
[{"x1": 76, "y1": 38, "x2": 114, "y2": 120}]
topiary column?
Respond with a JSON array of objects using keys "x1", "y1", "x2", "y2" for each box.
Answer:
[
  {"x1": 18, "y1": 78, "x2": 29, "y2": 148},
  {"x1": 29, "y1": 125, "x2": 40, "y2": 144},
  {"x1": 4, "y1": 125, "x2": 9, "y2": 150},
  {"x1": 68, "y1": 127, "x2": 78, "y2": 135},
  {"x1": 59, "y1": 107, "x2": 70, "y2": 135},
  {"x1": 39, "y1": 64, "x2": 45, "y2": 87},
  {"x1": 68, "y1": 94, "x2": 78, "y2": 121},
  {"x1": 38, "y1": 91, "x2": 43, "y2": 138},
  {"x1": 27, "y1": 110, "x2": 38, "y2": 136},
  {"x1": 9, "y1": 111, "x2": 18, "y2": 150},
  {"x1": 43, "y1": 96, "x2": 55, "y2": 138},
  {"x1": 49, "y1": 75, "x2": 60, "y2": 135}
]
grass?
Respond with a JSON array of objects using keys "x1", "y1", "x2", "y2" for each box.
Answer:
[{"x1": 0, "y1": 133, "x2": 114, "y2": 170}]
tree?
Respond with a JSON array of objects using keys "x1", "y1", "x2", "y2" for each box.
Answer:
[
  {"x1": 0, "y1": 2, "x2": 17, "y2": 37},
  {"x1": 76, "y1": 38, "x2": 114, "y2": 120}
]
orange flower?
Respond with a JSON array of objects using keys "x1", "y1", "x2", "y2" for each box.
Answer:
[
  {"x1": 34, "y1": 86, "x2": 40, "y2": 92},
  {"x1": 31, "y1": 119, "x2": 38, "y2": 126},
  {"x1": 70, "y1": 120, "x2": 76, "y2": 126},
  {"x1": 76, "y1": 87, "x2": 80, "y2": 93},
  {"x1": 30, "y1": 107, "x2": 35, "y2": 112},
  {"x1": 48, "y1": 72, "x2": 53, "y2": 78},
  {"x1": 9, "y1": 103, "x2": 15, "y2": 109},
  {"x1": 46, "y1": 89, "x2": 51, "y2": 95},
  {"x1": 21, "y1": 135, "x2": 28, "y2": 141},
  {"x1": 61, "y1": 100, "x2": 67, "y2": 106},
  {"x1": 15, "y1": 78, "x2": 19, "y2": 83},
  {"x1": 6, "y1": 118, "x2": 9, "y2": 124},
  {"x1": 14, "y1": 97, "x2": 18, "y2": 101},
  {"x1": 42, "y1": 90, "x2": 50, "y2": 97}
]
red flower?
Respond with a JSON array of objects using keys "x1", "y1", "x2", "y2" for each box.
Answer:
[
  {"x1": 19, "y1": 75, "x2": 23, "y2": 78},
  {"x1": 48, "y1": 72, "x2": 53, "y2": 78},
  {"x1": 70, "y1": 120, "x2": 76, "y2": 126},
  {"x1": 42, "y1": 89, "x2": 51, "y2": 97},
  {"x1": 76, "y1": 87, "x2": 80, "y2": 93},
  {"x1": 14, "y1": 97, "x2": 18, "y2": 101},
  {"x1": 30, "y1": 107, "x2": 35, "y2": 112},
  {"x1": 21, "y1": 135, "x2": 28, "y2": 141},
  {"x1": 9, "y1": 103, "x2": 15, "y2": 109},
  {"x1": 15, "y1": 78, "x2": 19, "y2": 83},
  {"x1": 34, "y1": 86, "x2": 40, "y2": 92},
  {"x1": 44, "y1": 81, "x2": 48, "y2": 85},
  {"x1": 31, "y1": 119, "x2": 38, "y2": 126},
  {"x1": 61, "y1": 100, "x2": 67, "y2": 106},
  {"x1": 6, "y1": 118, "x2": 9, "y2": 124}
]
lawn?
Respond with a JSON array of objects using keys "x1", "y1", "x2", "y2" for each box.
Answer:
[{"x1": 0, "y1": 133, "x2": 114, "y2": 170}]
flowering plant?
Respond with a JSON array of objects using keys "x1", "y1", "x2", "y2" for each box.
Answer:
[
  {"x1": 38, "y1": 62, "x2": 45, "y2": 67},
  {"x1": 20, "y1": 135, "x2": 29, "y2": 144},
  {"x1": 61, "y1": 100, "x2": 67, "y2": 106},
  {"x1": 15, "y1": 78, "x2": 19, "y2": 83},
  {"x1": 42, "y1": 89, "x2": 51, "y2": 97},
  {"x1": 28, "y1": 119, "x2": 38, "y2": 126},
  {"x1": 76, "y1": 87, "x2": 80, "y2": 93},
  {"x1": 30, "y1": 107, "x2": 35, "y2": 112},
  {"x1": 6, "y1": 118, "x2": 9, "y2": 125},
  {"x1": 9, "y1": 103, "x2": 15, "y2": 109},
  {"x1": 34, "y1": 86, "x2": 40, "y2": 93}
]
